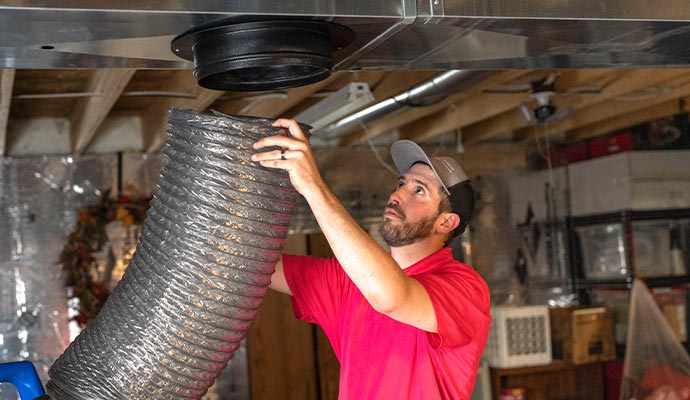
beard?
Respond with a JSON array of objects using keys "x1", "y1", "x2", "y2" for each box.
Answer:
[{"x1": 378, "y1": 203, "x2": 438, "y2": 247}]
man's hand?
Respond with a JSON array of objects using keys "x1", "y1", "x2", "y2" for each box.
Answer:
[{"x1": 251, "y1": 118, "x2": 324, "y2": 197}]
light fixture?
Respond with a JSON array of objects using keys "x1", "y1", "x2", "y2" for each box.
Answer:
[{"x1": 294, "y1": 82, "x2": 374, "y2": 132}]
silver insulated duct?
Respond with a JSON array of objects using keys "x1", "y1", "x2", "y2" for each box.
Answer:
[{"x1": 45, "y1": 109, "x2": 299, "y2": 399}]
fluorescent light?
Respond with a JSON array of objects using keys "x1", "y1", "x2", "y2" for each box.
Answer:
[{"x1": 295, "y1": 82, "x2": 374, "y2": 132}]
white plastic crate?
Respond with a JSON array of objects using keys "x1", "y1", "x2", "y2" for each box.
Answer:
[{"x1": 486, "y1": 305, "x2": 552, "y2": 368}]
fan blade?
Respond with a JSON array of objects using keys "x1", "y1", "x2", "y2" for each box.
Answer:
[
  {"x1": 543, "y1": 71, "x2": 557, "y2": 86},
  {"x1": 484, "y1": 83, "x2": 532, "y2": 94},
  {"x1": 544, "y1": 106, "x2": 574, "y2": 124},
  {"x1": 561, "y1": 86, "x2": 601, "y2": 94},
  {"x1": 519, "y1": 101, "x2": 538, "y2": 126}
]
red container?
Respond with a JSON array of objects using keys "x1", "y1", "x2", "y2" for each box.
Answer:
[
  {"x1": 603, "y1": 360, "x2": 623, "y2": 400},
  {"x1": 589, "y1": 131, "x2": 634, "y2": 158},
  {"x1": 550, "y1": 141, "x2": 589, "y2": 167}
]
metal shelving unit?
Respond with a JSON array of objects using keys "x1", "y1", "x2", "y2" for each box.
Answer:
[{"x1": 569, "y1": 208, "x2": 690, "y2": 353}]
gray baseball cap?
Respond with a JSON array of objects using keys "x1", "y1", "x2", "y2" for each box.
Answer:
[{"x1": 390, "y1": 140, "x2": 474, "y2": 236}]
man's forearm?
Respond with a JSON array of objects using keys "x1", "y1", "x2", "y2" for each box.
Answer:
[{"x1": 302, "y1": 182, "x2": 410, "y2": 313}]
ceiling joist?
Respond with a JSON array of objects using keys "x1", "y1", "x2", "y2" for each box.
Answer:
[
  {"x1": 0, "y1": 69, "x2": 15, "y2": 156},
  {"x1": 71, "y1": 69, "x2": 136, "y2": 154},
  {"x1": 463, "y1": 69, "x2": 690, "y2": 143},
  {"x1": 568, "y1": 97, "x2": 690, "y2": 141},
  {"x1": 4, "y1": 67, "x2": 690, "y2": 156},
  {"x1": 144, "y1": 85, "x2": 225, "y2": 152},
  {"x1": 519, "y1": 72, "x2": 690, "y2": 142},
  {"x1": 214, "y1": 72, "x2": 352, "y2": 119}
]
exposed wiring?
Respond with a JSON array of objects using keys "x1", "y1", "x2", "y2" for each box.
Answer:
[
  {"x1": 430, "y1": 103, "x2": 457, "y2": 156},
  {"x1": 357, "y1": 119, "x2": 399, "y2": 177}
]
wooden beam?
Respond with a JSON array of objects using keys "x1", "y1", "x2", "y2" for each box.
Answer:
[
  {"x1": 463, "y1": 69, "x2": 689, "y2": 143},
  {"x1": 340, "y1": 70, "x2": 530, "y2": 146},
  {"x1": 214, "y1": 72, "x2": 350, "y2": 119},
  {"x1": 401, "y1": 92, "x2": 529, "y2": 143},
  {"x1": 403, "y1": 70, "x2": 617, "y2": 144},
  {"x1": 567, "y1": 98, "x2": 690, "y2": 141},
  {"x1": 519, "y1": 74, "x2": 690, "y2": 142},
  {"x1": 144, "y1": 85, "x2": 225, "y2": 152},
  {"x1": 71, "y1": 69, "x2": 136, "y2": 154},
  {"x1": 0, "y1": 69, "x2": 14, "y2": 156}
]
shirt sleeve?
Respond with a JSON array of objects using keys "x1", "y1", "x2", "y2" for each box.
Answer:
[
  {"x1": 282, "y1": 254, "x2": 345, "y2": 330},
  {"x1": 415, "y1": 267, "x2": 491, "y2": 349}
]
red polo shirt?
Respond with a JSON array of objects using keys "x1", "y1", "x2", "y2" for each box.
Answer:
[{"x1": 283, "y1": 248, "x2": 491, "y2": 400}]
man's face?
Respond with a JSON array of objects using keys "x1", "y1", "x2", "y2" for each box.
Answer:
[{"x1": 378, "y1": 163, "x2": 444, "y2": 247}]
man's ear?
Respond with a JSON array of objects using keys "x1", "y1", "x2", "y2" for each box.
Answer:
[{"x1": 437, "y1": 212, "x2": 460, "y2": 235}]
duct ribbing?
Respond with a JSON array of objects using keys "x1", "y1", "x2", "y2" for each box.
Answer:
[{"x1": 45, "y1": 109, "x2": 298, "y2": 399}]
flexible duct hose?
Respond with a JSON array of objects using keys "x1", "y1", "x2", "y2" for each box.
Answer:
[{"x1": 45, "y1": 109, "x2": 299, "y2": 399}]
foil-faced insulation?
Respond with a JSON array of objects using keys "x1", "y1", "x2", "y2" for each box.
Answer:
[
  {"x1": 45, "y1": 109, "x2": 298, "y2": 399},
  {"x1": 0, "y1": 155, "x2": 117, "y2": 400}
]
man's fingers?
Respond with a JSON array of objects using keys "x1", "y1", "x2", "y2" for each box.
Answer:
[
  {"x1": 251, "y1": 148, "x2": 284, "y2": 162},
  {"x1": 273, "y1": 118, "x2": 307, "y2": 140},
  {"x1": 253, "y1": 134, "x2": 295, "y2": 150}
]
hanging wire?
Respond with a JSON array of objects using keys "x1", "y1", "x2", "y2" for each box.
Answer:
[{"x1": 357, "y1": 119, "x2": 399, "y2": 177}]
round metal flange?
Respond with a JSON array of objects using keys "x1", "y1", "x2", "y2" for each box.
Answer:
[{"x1": 171, "y1": 19, "x2": 354, "y2": 91}]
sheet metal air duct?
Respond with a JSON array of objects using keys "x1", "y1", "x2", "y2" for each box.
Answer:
[
  {"x1": 44, "y1": 109, "x2": 299, "y2": 399},
  {"x1": 6, "y1": 1, "x2": 690, "y2": 71}
]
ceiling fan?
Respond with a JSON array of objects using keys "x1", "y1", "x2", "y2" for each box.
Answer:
[{"x1": 488, "y1": 71, "x2": 585, "y2": 125}]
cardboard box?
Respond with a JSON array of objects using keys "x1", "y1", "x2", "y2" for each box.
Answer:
[{"x1": 550, "y1": 306, "x2": 616, "y2": 364}]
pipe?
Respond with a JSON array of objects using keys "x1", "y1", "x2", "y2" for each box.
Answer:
[
  {"x1": 45, "y1": 109, "x2": 298, "y2": 399},
  {"x1": 316, "y1": 69, "x2": 490, "y2": 139}
]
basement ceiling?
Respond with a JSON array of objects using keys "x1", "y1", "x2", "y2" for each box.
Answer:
[{"x1": 3, "y1": 2, "x2": 690, "y2": 155}]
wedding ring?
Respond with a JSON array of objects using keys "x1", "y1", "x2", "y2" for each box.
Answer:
[{"x1": 280, "y1": 148, "x2": 287, "y2": 160}]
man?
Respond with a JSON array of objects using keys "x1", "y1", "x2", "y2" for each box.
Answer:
[{"x1": 251, "y1": 119, "x2": 491, "y2": 400}]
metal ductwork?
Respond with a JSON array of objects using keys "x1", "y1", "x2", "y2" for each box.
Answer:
[
  {"x1": 3, "y1": 1, "x2": 690, "y2": 73},
  {"x1": 315, "y1": 69, "x2": 490, "y2": 141},
  {"x1": 170, "y1": 19, "x2": 355, "y2": 91},
  {"x1": 45, "y1": 109, "x2": 300, "y2": 399}
]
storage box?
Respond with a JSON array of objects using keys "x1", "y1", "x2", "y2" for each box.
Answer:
[
  {"x1": 568, "y1": 150, "x2": 690, "y2": 216},
  {"x1": 550, "y1": 306, "x2": 616, "y2": 364},
  {"x1": 575, "y1": 222, "x2": 629, "y2": 280},
  {"x1": 589, "y1": 131, "x2": 636, "y2": 158},
  {"x1": 486, "y1": 306, "x2": 552, "y2": 368}
]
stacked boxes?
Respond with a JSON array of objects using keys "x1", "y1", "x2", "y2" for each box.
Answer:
[{"x1": 550, "y1": 306, "x2": 616, "y2": 364}]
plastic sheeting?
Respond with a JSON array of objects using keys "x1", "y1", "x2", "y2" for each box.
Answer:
[
  {"x1": 46, "y1": 109, "x2": 297, "y2": 399},
  {"x1": 0, "y1": 155, "x2": 117, "y2": 400},
  {"x1": 620, "y1": 279, "x2": 690, "y2": 400}
]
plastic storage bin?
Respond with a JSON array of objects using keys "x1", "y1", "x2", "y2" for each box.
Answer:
[{"x1": 486, "y1": 305, "x2": 552, "y2": 368}]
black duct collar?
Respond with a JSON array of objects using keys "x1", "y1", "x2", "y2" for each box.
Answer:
[{"x1": 171, "y1": 19, "x2": 354, "y2": 91}]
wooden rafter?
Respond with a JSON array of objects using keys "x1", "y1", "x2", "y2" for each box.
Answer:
[
  {"x1": 568, "y1": 97, "x2": 690, "y2": 141},
  {"x1": 0, "y1": 69, "x2": 15, "y2": 156},
  {"x1": 400, "y1": 92, "x2": 528, "y2": 143},
  {"x1": 463, "y1": 69, "x2": 689, "y2": 143},
  {"x1": 457, "y1": 70, "x2": 621, "y2": 143},
  {"x1": 144, "y1": 85, "x2": 225, "y2": 152},
  {"x1": 214, "y1": 72, "x2": 352, "y2": 119},
  {"x1": 519, "y1": 72, "x2": 690, "y2": 142},
  {"x1": 71, "y1": 69, "x2": 136, "y2": 154}
]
